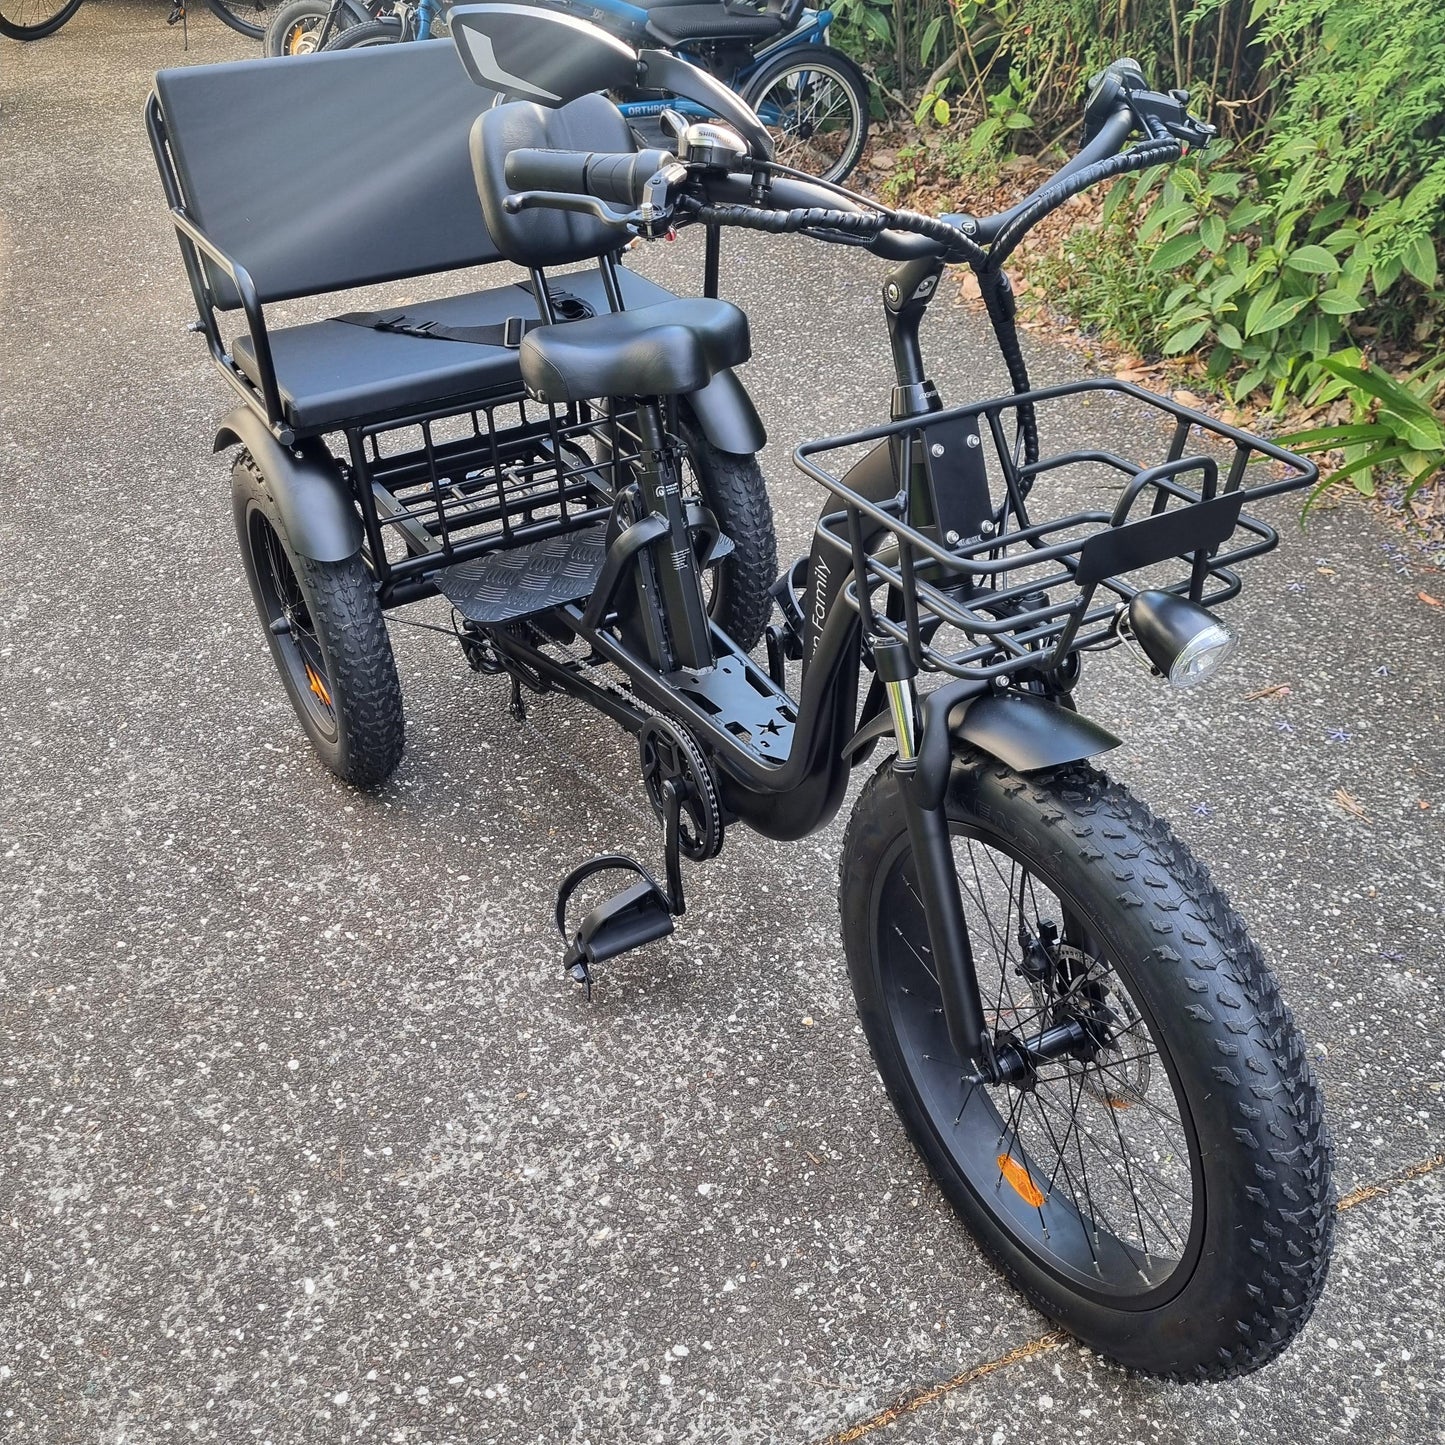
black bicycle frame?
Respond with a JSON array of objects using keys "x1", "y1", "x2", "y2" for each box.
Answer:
[{"x1": 494, "y1": 252, "x2": 1001, "y2": 1072}]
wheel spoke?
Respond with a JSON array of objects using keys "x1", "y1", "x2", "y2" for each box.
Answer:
[{"x1": 878, "y1": 813, "x2": 1198, "y2": 1292}]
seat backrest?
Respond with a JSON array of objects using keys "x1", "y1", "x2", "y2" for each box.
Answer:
[
  {"x1": 472, "y1": 94, "x2": 638, "y2": 268},
  {"x1": 153, "y1": 41, "x2": 501, "y2": 308}
]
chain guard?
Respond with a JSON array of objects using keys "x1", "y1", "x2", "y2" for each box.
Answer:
[{"x1": 637, "y1": 716, "x2": 723, "y2": 862}]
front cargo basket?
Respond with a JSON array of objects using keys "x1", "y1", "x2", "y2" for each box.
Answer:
[{"x1": 794, "y1": 378, "x2": 1318, "y2": 682}]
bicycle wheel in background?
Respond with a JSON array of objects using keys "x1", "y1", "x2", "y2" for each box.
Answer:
[
  {"x1": 264, "y1": 0, "x2": 368, "y2": 54},
  {"x1": 321, "y1": 14, "x2": 404, "y2": 46},
  {"x1": 0, "y1": 0, "x2": 85, "y2": 41},
  {"x1": 204, "y1": 0, "x2": 277, "y2": 39},
  {"x1": 742, "y1": 44, "x2": 870, "y2": 184}
]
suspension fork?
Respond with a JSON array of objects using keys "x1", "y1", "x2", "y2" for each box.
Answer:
[{"x1": 875, "y1": 638, "x2": 993, "y2": 1077}]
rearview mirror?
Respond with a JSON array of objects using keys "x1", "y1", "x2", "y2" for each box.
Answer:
[{"x1": 450, "y1": 3, "x2": 640, "y2": 104}]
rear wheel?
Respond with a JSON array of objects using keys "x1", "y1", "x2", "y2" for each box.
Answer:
[
  {"x1": 840, "y1": 751, "x2": 1333, "y2": 1378},
  {"x1": 204, "y1": 0, "x2": 278, "y2": 39},
  {"x1": 678, "y1": 416, "x2": 776, "y2": 652},
  {"x1": 233, "y1": 453, "x2": 405, "y2": 788},
  {"x1": 0, "y1": 0, "x2": 85, "y2": 41},
  {"x1": 742, "y1": 44, "x2": 870, "y2": 184}
]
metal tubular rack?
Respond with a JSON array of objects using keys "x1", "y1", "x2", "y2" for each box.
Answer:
[
  {"x1": 795, "y1": 379, "x2": 1318, "y2": 682},
  {"x1": 344, "y1": 396, "x2": 647, "y2": 605}
]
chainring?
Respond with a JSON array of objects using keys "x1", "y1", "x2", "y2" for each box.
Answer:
[{"x1": 637, "y1": 716, "x2": 723, "y2": 862}]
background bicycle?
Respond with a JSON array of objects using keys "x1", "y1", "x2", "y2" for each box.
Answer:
[
  {"x1": 320, "y1": 0, "x2": 871, "y2": 183},
  {"x1": 0, "y1": 0, "x2": 278, "y2": 40}
]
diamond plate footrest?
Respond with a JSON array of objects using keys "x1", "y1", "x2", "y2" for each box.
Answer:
[{"x1": 434, "y1": 525, "x2": 608, "y2": 625}]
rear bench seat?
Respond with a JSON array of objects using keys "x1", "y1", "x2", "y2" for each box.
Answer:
[{"x1": 147, "y1": 40, "x2": 673, "y2": 440}]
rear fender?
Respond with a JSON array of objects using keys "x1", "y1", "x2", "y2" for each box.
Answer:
[
  {"x1": 214, "y1": 408, "x2": 362, "y2": 563},
  {"x1": 681, "y1": 368, "x2": 766, "y2": 456}
]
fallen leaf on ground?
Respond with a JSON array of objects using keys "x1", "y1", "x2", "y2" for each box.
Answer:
[
  {"x1": 1333, "y1": 788, "x2": 1371, "y2": 823},
  {"x1": 1419, "y1": 591, "x2": 1442, "y2": 606},
  {"x1": 959, "y1": 272, "x2": 981, "y2": 301},
  {"x1": 1244, "y1": 683, "x2": 1292, "y2": 700}
]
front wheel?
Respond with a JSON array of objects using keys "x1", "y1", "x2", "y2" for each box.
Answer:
[
  {"x1": 741, "y1": 44, "x2": 870, "y2": 184},
  {"x1": 840, "y1": 752, "x2": 1333, "y2": 1378}
]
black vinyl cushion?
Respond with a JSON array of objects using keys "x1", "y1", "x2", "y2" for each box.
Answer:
[
  {"x1": 472, "y1": 95, "x2": 638, "y2": 268},
  {"x1": 154, "y1": 41, "x2": 500, "y2": 308},
  {"x1": 519, "y1": 298, "x2": 751, "y2": 403},
  {"x1": 642, "y1": 4, "x2": 782, "y2": 44},
  {"x1": 231, "y1": 269, "x2": 676, "y2": 432}
]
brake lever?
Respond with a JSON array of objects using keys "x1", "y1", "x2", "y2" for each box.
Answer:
[
  {"x1": 502, "y1": 191, "x2": 640, "y2": 227},
  {"x1": 1132, "y1": 87, "x2": 1217, "y2": 149}
]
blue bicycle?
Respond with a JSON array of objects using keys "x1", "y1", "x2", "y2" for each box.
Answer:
[{"x1": 324, "y1": 0, "x2": 871, "y2": 183}]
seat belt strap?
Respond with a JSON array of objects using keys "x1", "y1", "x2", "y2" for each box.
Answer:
[
  {"x1": 335, "y1": 288, "x2": 597, "y2": 348},
  {"x1": 333, "y1": 310, "x2": 545, "y2": 348}
]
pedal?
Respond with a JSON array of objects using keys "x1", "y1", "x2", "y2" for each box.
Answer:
[{"x1": 554, "y1": 854, "x2": 677, "y2": 1000}]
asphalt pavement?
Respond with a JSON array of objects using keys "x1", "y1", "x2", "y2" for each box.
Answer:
[{"x1": 3, "y1": 6, "x2": 1444, "y2": 1443}]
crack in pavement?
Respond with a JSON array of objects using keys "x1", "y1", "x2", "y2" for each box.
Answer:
[{"x1": 811, "y1": 1147, "x2": 1445, "y2": 1445}]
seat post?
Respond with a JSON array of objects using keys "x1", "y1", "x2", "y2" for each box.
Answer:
[{"x1": 633, "y1": 397, "x2": 714, "y2": 673}]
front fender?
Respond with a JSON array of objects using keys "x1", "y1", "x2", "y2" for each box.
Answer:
[
  {"x1": 214, "y1": 408, "x2": 362, "y2": 563},
  {"x1": 682, "y1": 368, "x2": 766, "y2": 456},
  {"x1": 845, "y1": 687, "x2": 1122, "y2": 808},
  {"x1": 948, "y1": 692, "x2": 1122, "y2": 775}
]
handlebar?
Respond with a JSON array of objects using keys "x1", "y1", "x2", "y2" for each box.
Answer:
[
  {"x1": 498, "y1": 58, "x2": 1213, "y2": 269},
  {"x1": 504, "y1": 147, "x2": 681, "y2": 210}
]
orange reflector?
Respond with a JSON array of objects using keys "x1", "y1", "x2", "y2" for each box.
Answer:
[
  {"x1": 997, "y1": 1153, "x2": 1046, "y2": 1208},
  {"x1": 304, "y1": 662, "x2": 332, "y2": 708}
]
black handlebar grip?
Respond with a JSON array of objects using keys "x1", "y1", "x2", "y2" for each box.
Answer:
[
  {"x1": 504, "y1": 148, "x2": 592, "y2": 197},
  {"x1": 504, "y1": 148, "x2": 678, "y2": 208},
  {"x1": 584, "y1": 149, "x2": 676, "y2": 206}
]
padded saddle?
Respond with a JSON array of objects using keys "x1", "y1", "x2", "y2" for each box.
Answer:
[
  {"x1": 636, "y1": 2, "x2": 789, "y2": 46},
  {"x1": 519, "y1": 298, "x2": 751, "y2": 404}
]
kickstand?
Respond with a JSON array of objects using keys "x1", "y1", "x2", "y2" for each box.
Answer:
[{"x1": 508, "y1": 672, "x2": 527, "y2": 724}]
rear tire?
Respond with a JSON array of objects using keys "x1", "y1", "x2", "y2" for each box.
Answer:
[
  {"x1": 679, "y1": 416, "x2": 777, "y2": 652},
  {"x1": 840, "y1": 751, "x2": 1334, "y2": 1378},
  {"x1": 233, "y1": 452, "x2": 405, "y2": 788},
  {"x1": 742, "y1": 44, "x2": 870, "y2": 184}
]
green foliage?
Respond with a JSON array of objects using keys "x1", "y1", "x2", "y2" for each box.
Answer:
[
  {"x1": 1279, "y1": 353, "x2": 1445, "y2": 509},
  {"x1": 832, "y1": 0, "x2": 1445, "y2": 504}
]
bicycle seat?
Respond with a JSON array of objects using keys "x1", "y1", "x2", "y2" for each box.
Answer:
[
  {"x1": 635, "y1": 3, "x2": 787, "y2": 46},
  {"x1": 519, "y1": 298, "x2": 750, "y2": 403}
]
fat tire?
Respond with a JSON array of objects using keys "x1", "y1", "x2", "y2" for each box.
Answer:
[
  {"x1": 0, "y1": 0, "x2": 84, "y2": 40},
  {"x1": 679, "y1": 415, "x2": 777, "y2": 652},
  {"x1": 840, "y1": 751, "x2": 1334, "y2": 1379},
  {"x1": 742, "y1": 44, "x2": 870, "y2": 185},
  {"x1": 233, "y1": 452, "x2": 405, "y2": 788},
  {"x1": 320, "y1": 14, "x2": 401, "y2": 46}
]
